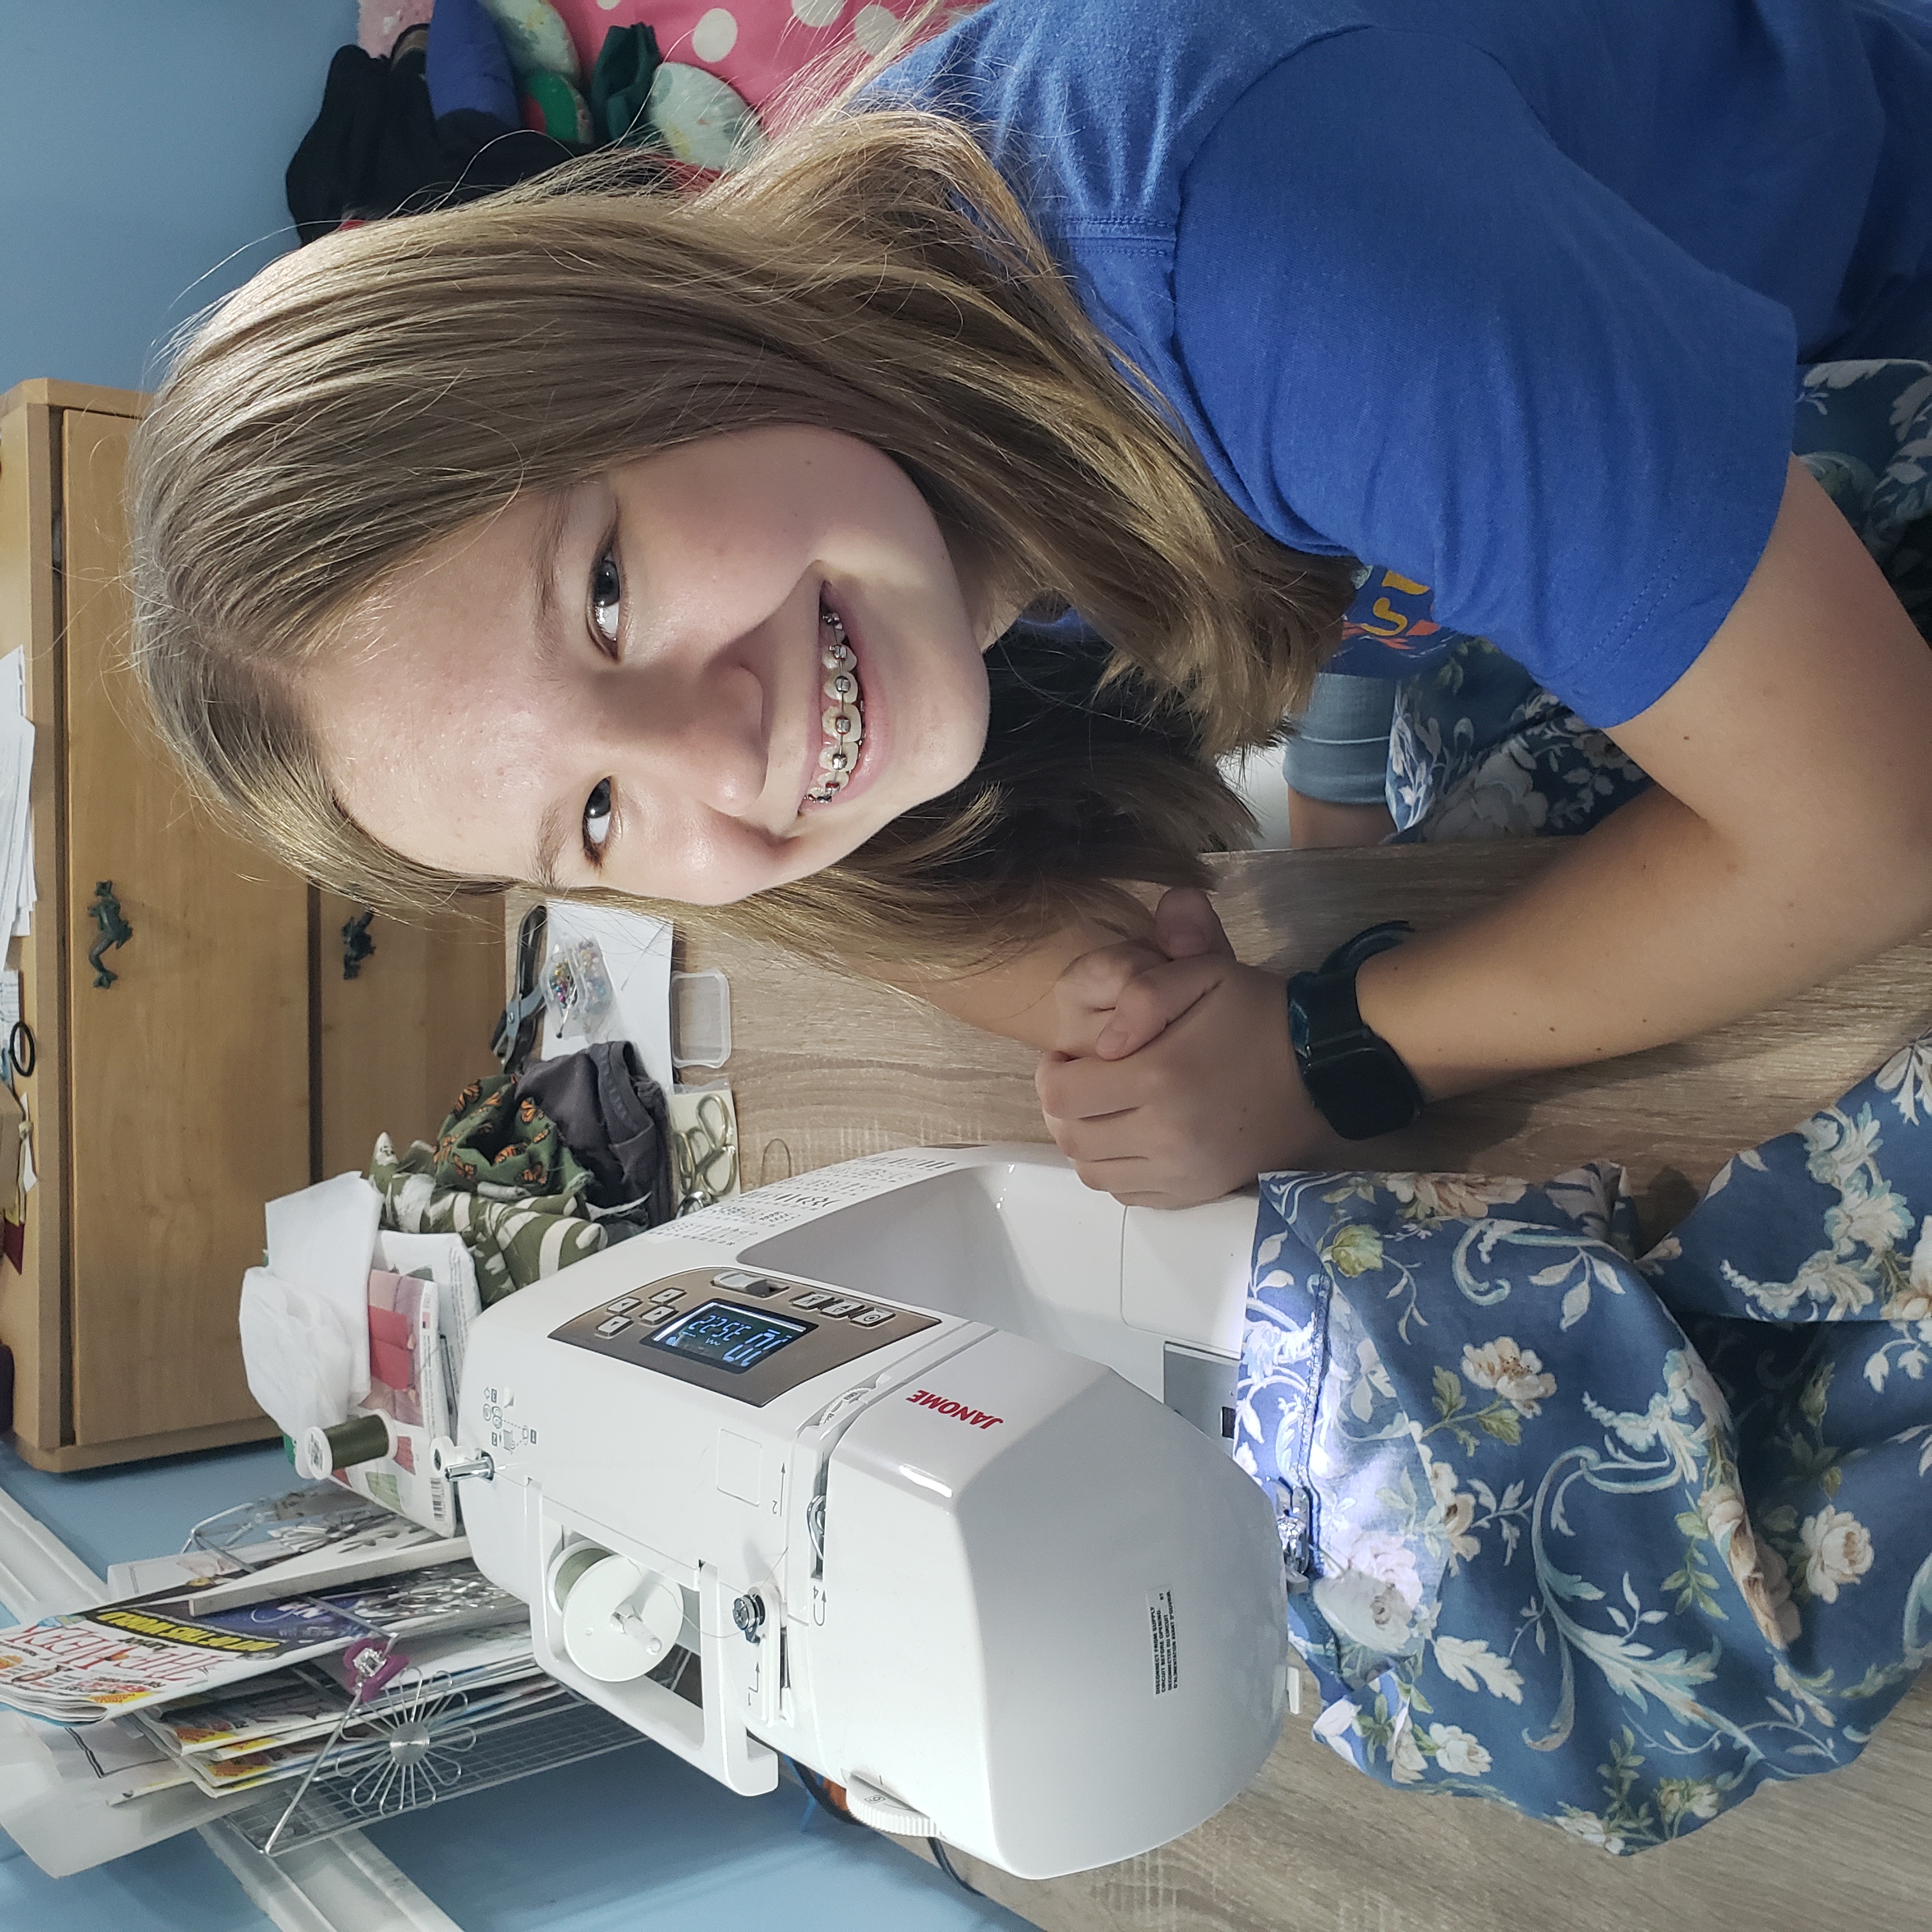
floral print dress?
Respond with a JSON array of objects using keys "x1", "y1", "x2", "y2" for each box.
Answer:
[{"x1": 1236, "y1": 1033, "x2": 1932, "y2": 1850}]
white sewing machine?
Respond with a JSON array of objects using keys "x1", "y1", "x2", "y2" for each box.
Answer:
[{"x1": 432, "y1": 1144, "x2": 1286, "y2": 1880}]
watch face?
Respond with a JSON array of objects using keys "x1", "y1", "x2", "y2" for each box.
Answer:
[{"x1": 1305, "y1": 1044, "x2": 1420, "y2": 1140}]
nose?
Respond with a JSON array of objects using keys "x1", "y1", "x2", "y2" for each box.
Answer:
[{"x1": 594, "y1": 657, "x2": 770, "y2": 817}]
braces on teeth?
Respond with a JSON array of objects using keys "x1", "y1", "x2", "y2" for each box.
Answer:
[{"x1": 806, "y1": 604, "x2": 864, "y2": 804}]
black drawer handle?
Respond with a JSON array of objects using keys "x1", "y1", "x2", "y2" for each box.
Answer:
[
  {"x1": 342, "y1": 908, "x2": 376, "y2": 979},
  {"x1": 87, "y1": 882, "x2": 132, "y2": 988}
]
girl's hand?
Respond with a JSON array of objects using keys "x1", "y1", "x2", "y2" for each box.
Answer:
[
  {"x1": 1047, "y1": 933, "x2": 1169, "y2": 1058},
  {"x1": 1048, "y1": 887, "x2": 1233, "y2": 1057},
  {"x1": 1038, "y1": 889, "x2": 1344, "y2": 1206}
]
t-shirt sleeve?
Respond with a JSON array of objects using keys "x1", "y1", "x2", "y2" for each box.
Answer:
[{"x1": 1171, "y1": 27, "x2": 1799, "y2": 727}]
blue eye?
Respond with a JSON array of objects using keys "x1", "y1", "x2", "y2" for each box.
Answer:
[
  {"x1": 583, "y1": 779, "x2": 615, "y2": 858},
  {"x1": 590, "y1": 547, "x2": 621, "y2": 648}
]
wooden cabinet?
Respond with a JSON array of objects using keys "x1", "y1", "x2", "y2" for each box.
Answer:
[
  {"x1": 0, "y1": 381, "x2": 502, "y2": 1471},
  {"x1": 312, "y1": 892, "x2": 506, "y2": 1183}
]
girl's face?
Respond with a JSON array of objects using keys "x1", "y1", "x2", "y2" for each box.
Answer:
[{"x1": 307, "y1": 427, "x2": 1006, "y2": 904}]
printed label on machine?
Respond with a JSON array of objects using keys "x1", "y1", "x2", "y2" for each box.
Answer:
[
  {"x1": 1148, "y1": 1588, "x2": 1179, "y2": 1696},
  {"x1": 664, "y1": 1149, "x2": 965, "y2": 1241}
]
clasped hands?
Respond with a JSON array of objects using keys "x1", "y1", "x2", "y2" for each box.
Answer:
[{"x1": 1035, "y1": 887, "x2": 1353, "y2": 1208}]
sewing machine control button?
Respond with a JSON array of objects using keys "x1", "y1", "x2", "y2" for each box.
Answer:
[
  {"x1": 650, "y1": 1287, "x2": 684, "y2": 1304},
  {"x1": 817, "y1": 1298, "x2": 865, "y2": 1318},
  {"x1": 595, "y1": 1315, "x2": 632, "y2": 1337},
  {"x1": 605, "y1": 1298, "x2": 640, "y2": 1314},
  {"x1": 848, "y1": 1308, "x2": 893, "y2": 1328},
  {"x1": 640, "y1": 1305, "x2": 674, "y2": 1322},
  {"x1": 790, "y1": 1291, "x2": 834, "y2": 1310},
  {"x1": 717, "y1": 1273, "x2": 782, "y2": 1298}
]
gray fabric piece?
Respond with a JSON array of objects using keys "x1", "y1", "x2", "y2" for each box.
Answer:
[
  {"x1": 514, "y1": 1041, "x2": 672, "y2": 1225},
  {"x1": 1280, "y1": 672, "x2": 1399, "y2": 804}
]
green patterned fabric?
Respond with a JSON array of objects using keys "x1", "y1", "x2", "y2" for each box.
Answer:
[
  {"x1": 429, "y1": 1074, "x2": 590, "y2": 1202},
  {"x1": 368, "y1": 1076, "x2": 605, "y2": 1306}
]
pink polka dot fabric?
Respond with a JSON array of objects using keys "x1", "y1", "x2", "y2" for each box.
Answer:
[
  {"x1": 548, "y1": 0, "x2": 973, "y2": 128},
  {"x1": 360, "y1": 1, "x2": 438, "y2": 56}
]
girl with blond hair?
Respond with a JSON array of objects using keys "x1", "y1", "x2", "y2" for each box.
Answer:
[{"x1": 131, "y1": 0, "x2": 1932, "y2": 1205}]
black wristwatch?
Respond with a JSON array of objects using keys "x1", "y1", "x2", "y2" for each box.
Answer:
[{"x1": 1285, "y1": 921, "x2": 1425, "y2": 1140}]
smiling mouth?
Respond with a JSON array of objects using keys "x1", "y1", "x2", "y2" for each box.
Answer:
[{"x1": 803, "y1": 599, "x2": 866, "y2": 806}]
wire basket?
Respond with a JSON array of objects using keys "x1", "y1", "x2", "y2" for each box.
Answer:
[{"x1": 224, "y1": 1682, "x2": 646, "y2": 1855}]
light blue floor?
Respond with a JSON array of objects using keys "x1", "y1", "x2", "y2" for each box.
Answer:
[{"x1": 0, "y1": 1438, "x2": 1026, "y2": 1932}]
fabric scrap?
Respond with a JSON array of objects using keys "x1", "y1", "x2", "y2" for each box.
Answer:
[
  {"x1": 590, "y1": 23, "x2": 663, "y2": 144},
  {"x1": 1237, "y1": 1032, "x2": 1932, "y2": 1850},
  {"x1": 369, "y1": 1130, "x2": 605, "y2": 1307},
  {"x1": 514, "y1": 1042, "x2": 672, "y2": 1225}
]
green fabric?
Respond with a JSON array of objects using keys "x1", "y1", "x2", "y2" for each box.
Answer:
[
  {"x1": 431, "y1": 1074, "x2": 590, "y2": 1201},
  {"x1": 520, "y1": 70, "x2": 592, "y2": 143},
  {"x1": 371, "y1": 1131, "x2": 606, "y2": 1307},
  {"x1": 369, "y1": 1076, "x2": 604, "y2": 1307},
  {"x1": 591, "y1": 24, "x2": 662, "y2": 146}
]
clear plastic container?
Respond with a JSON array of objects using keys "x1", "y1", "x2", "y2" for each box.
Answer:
[{"x1": 669, "y1": 970, "x2": 732, "y2": 1068}]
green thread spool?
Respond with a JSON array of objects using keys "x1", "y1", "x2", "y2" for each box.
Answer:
[{"x1": 298, "y1": 1411, "x2": 391, "y2": 1480}]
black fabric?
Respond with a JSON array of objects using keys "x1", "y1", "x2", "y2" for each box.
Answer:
[
  {"x1": 286, "y1": 42, "x2": 574, "y2": 244},
  {"x1": 514, "y1": 1042, "x2": 673, "y2": 1225}
]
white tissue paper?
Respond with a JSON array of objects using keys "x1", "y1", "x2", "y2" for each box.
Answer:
[
  {"x1": 262, "y1": 1169, "x2": 380, "y2": 1400},
  {"x1": 236, "y1": 1268, "x2": 359, "y2": 1442}
]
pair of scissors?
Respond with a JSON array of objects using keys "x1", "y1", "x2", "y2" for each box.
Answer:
[{"x1": 673, "y1": 1091, "x2": 737, "y2": 1215}]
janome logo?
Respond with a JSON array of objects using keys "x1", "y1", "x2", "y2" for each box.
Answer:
[{"x1": 905, "y1": 1388, "x2": 1003, "y2": 1430}]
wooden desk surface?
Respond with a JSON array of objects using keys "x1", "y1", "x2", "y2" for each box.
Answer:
[
  {"x1": 684, "y1": 841, "x2": 1932, "y2": 1242},
  {"x1": 569, "y1": 841, "x2": 1932, "y2": 1932}
]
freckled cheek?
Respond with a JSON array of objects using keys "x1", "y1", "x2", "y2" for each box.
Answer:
[
  {"x1": 470, "y1": 747, "x2": 539, "y2": 811},
  {"x1": 450, "y1": 691, "x2": 570, "y2": 811},
  {"x1": 640, "y1": 809, "x2": 781, "y2": 905}
]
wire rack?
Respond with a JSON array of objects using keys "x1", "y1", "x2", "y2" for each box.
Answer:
[
  {"x1": 224, "y1": 1687, "x2": 647, "y2": 1855},
  {"x1": 169, "y1": 1492, "x2": 713, "y2": 1855}
]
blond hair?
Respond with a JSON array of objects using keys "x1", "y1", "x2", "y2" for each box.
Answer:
[{"x1": 130, "y1": 87, "x2": 1350, "y2": 974}]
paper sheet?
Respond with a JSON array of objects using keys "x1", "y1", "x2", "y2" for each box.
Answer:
[
  {"x1": 262, "y1": 1171, "x2": 382, "y2": 1400},
  {"x1": 0, "y1": 1707, "x2": 250, "y2": 1877},
  {"x1": 0, "y1": 652, "x2": 34, "y2": 939}
]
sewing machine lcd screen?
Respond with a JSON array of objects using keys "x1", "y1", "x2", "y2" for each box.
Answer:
[{"x1": 643, "y1": 1300, "x2": 812, "y2": 1374}]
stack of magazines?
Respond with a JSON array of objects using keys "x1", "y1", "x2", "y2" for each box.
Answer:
[
  {"x1": 0, "y1": 1518, "x2": 521, "y2": 1729},
  {"x1": 0, "y1": 1488, "x2": 649, "y2": 1871}
]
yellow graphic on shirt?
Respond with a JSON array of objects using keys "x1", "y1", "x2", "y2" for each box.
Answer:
[{"x1": 1342, "y1": 568, "x2": 1442, "y2": 645}]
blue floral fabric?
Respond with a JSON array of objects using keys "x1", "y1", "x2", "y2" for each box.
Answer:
[
  {"x1": 1386, "y1": 358, "x2": 1932, "y2": 843},
  {"x1": 1236, "y1": 1034, "x2": 1932, "y2": 1851}
]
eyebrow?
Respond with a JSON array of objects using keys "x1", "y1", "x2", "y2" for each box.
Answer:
[
  {"x1": 528, "y1": 796, "x2": 569, "y2": 892},
  {"x1": 525, "y1": 488, "x2": 579, "y2": 891}
]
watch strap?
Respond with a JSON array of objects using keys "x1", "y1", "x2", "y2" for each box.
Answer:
[{"x1": 1286, "y1": 921, "x2": 1424, "y2": 1140}]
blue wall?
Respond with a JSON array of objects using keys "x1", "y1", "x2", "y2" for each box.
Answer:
[{"x1": 0, "y1": 1, "x2": 360, "y2": 397}]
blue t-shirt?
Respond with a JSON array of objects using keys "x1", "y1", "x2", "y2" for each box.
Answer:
[{"x1": 878, "y1": 0, "x2": 1932, "y2": 727}]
